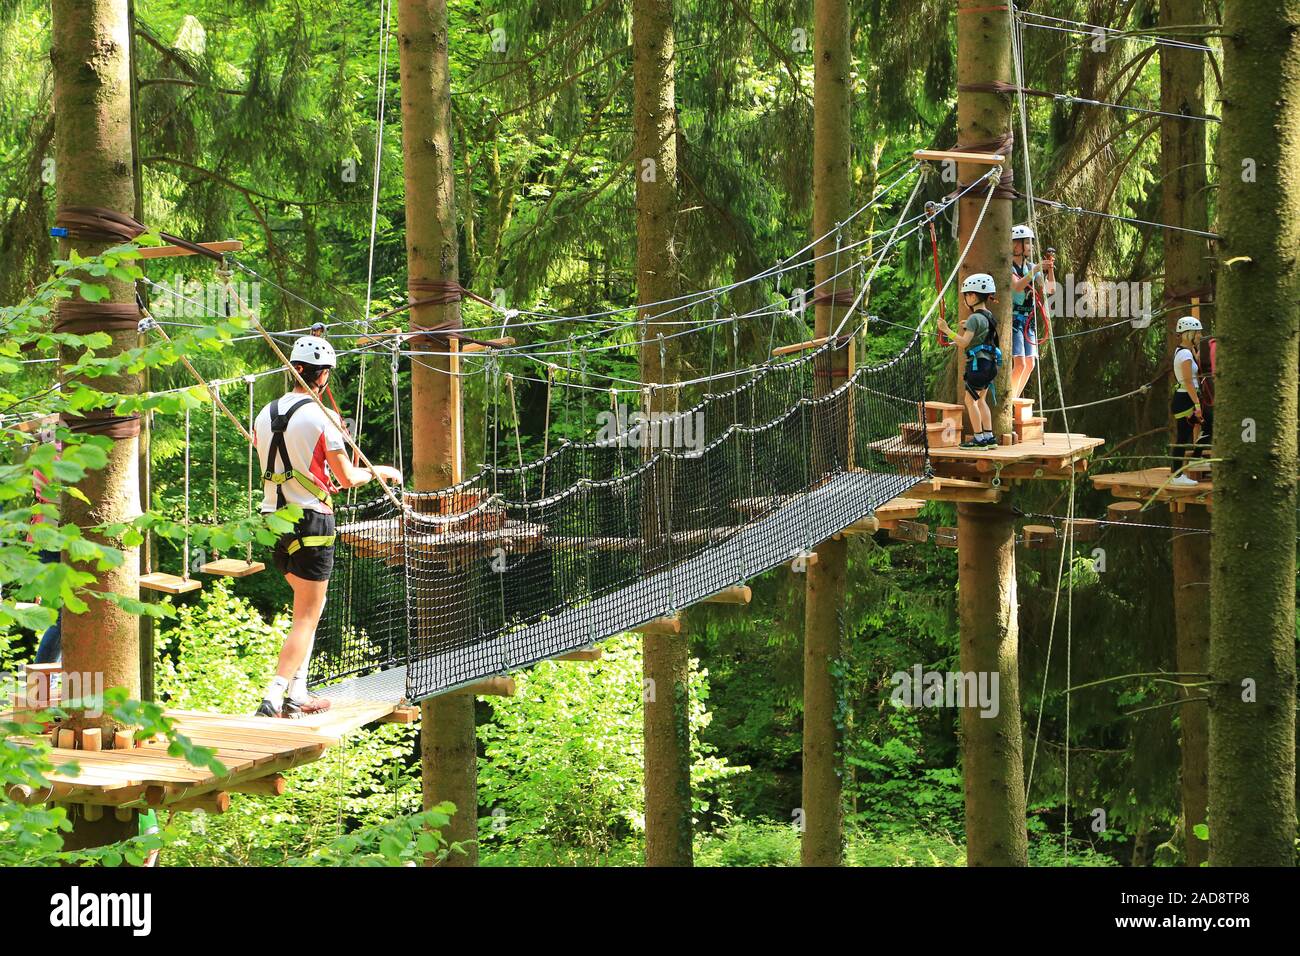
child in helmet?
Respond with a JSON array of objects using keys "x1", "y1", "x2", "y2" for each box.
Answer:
[
  {"x1": 937, "y1": 273, "x2": 1001, "y2": 448},
  {"x1": 1009, "y1": 225, "x2": 1055, "y2": 400},
  {"x1": 1170, "y1": 316, "x2": 1206, "y2": 487},
  {"x1": 252, "y1": 334, "x2": 404, "y2": 718}
]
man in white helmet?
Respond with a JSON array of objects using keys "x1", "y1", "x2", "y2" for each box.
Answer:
[
  {"x1": 251, "y1": 334, "x2": 403, "y2": 717},
  {"x1": 1008, "y1": 224, "x2": 1055, "y2": 401},
  {"x1": 937, "y1": 273, "x2": 1002, "y2": 447},
  {"x1": 1170, "y1": 316, "x2": 1206, "y2": 487}
]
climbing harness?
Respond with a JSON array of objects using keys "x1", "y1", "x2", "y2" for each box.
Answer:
[{"x1": 262, "y1": 397, "x2": 334, "y2": 510}]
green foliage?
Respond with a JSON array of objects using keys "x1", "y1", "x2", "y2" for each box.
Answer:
[{"x1": 476, "y1": 633, "x2": 746, "y2": 855}]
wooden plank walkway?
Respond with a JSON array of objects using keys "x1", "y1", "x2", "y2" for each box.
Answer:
[{"x1": 5, "y1": 700, "x2": 414, "y2": 811}]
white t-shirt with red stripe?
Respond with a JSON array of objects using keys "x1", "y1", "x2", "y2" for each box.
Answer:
[{"x1": 253, "y1": 392, "x2": 346, "y2": 514}]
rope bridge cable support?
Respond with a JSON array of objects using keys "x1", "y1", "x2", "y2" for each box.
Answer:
[{"x1": 1028, "y1": 196, "x2": 1221, "y2": 239}]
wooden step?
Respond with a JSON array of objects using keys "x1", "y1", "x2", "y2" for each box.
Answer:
[
  {"x1": 1063, "y1": 518, "x2": 1100, "y2": 542},
  {"x1": 139, "y1": 572, "x2": 202, "y2": 595},
  {"x1": 934, "y1": 527, "x2": 959, "y2": 548},
  {"x1": 199, "y1": 558, "x2": 266, "y2": 578},
  {"x1": 1015, "y1": 416, "x2": 1046, "y2": 442},
  {"x1": 1013, "y1": 398, "x2": 1035, "y2": 424},
  {"x1": 901, "y1": 421, "x2": 961, "y2": 448},
  {"x1": 920, "y1": 401, "x2": 964, "y2": 430},
  {"x1": 889, "y1": 519, "x2": 929, "y2": 543},
  {"x1": 1022, "y1": 524, "x2": 1057, "y2": 549},
  {"x1": 1107, "y1": 501, "x2": 1143, "y2": 522}
]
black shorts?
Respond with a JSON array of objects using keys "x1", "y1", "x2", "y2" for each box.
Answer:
[
  {"x1": 270, "y1": 510, "x2": 336, "y2": 582},
  {"x1": 964, "y1": 358, "x2": 997, "y2": 399}
]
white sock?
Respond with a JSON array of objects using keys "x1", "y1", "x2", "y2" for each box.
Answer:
[
  {"x1": 264, "y1": 675, "x2": 289, "y2": 708},
  {"x1": 287, "y1": 661, "x2": 310, "y2": 704}
]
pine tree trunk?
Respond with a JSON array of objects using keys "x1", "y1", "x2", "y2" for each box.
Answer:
[
  {"x1": 1172, "y1": 507, "x2": 1211, "y2": 865},
  {"x1": 49, "y1": 0, "x2": 142, "y2": 849},
  {"x1": 633, "y1": 0, "x2": 691, "y2": 868},
  {"x1": 801, "y1": 0, "x2": 852, "y2": 868},
  {"x1": 955, "y1": 1, "x2": 1014, "y2": 436},
  {"x1": 399, "y1": 0, "x2": 476, "y2": 867},
  {"x1": 1160, "y1": 0, "x2": 1213, "y2": 869},
  {"x1": 1208, "y1": 0, "x2": 1299, "y2": 867},
  {"x1": 956, "y1": 502, "x2": 1028, "y2": 865}
]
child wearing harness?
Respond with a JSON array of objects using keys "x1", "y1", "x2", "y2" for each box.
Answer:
[
  {"x1": 252, "y1": 335, "x2": 403, "y2": 718},
  {"x1": 937, "y1": 273, "x2": 1002, "y2": 448},
  {"x1": 1169, "y1": 316, "x2": 1206, "y2": 487},
  {"x1": 1009, "y1": 224, "x2": 1055, "y2": 401}
]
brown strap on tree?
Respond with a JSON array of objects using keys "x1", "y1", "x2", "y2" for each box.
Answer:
[
  {"x1": 52, "y1": 300, "x2": 141, "y2": 335},
  {"x1": 62, "y1": 411, "x2": 141, "y2": 439},
  {"x1": 55, "y1": 205, "x2": 222, "y2": 260},
  {"x1": 944, "y1": 133, "x2": 1018, "y2": 199},
  {"x1": 810, "y1": 289, "x2": 857, "y2": 307},
  {"x1": 957, "y1": 81, "x2": 1055, "y2": 99}
]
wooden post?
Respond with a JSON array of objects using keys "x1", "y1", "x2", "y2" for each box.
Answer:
[
  {"x1": 801, "y1": 0, "x2": 853, "y2": 868},
  {"x1": 633, "y1": 0, "x2": 692, "y2": 868},
  {"x1": 1172, "y1": 506, "x2": 1210, "y2": 864},
  {"x1": 398, "y1": 0, "x2": 476, "y2": 867},
  {"x1": 50, "y1": 0, "x2": 143, "y2": 851},
  {"x1": 956, "y1": 502, "x2": 1028, "y2": 865},
  {"x1": 956, "y1": 0, "x2": 1015, "y2": 436}
]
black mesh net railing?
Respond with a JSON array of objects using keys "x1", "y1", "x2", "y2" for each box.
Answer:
[{"x1": 312, "y1": 333, "x2": 931, "y2": 702}]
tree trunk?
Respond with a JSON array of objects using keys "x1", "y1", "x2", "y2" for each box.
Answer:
[
  {"x1": 399, "y1": 0, "x2": 476, "y2": 867},
  {"x1": 1172, "y1": 507, "x2": 1211, "y2": 865},
  {"x1": 1160, "y1": 0, "x2": 1213, "y2": 868},
  {"x1": 800, "y1": 0, "x2": 852, "y2": 868},
  {"x1": 956, "y1": 502, "x2": 1028, "y2": 866},
  {"x1": 50, "y1": 0, "x2": 142, "y2": 849},
  {"x1": 633, "y1": 0, "x2": 692, "y2": 868},
  {"x1": 956, "y1": 1, "x2": 1014, "y2": 436},
  {"x1": 1208, "y1": 0, "x2": 1299, "y2": 867}
]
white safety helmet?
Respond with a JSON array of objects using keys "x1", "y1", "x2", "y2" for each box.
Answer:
[
  {"x1": 961, "y1": 273, "x2": 997, "y2": 296},
  {"x1": 1175, "y1": 316, "x2": 1203, "y2": 335},
  {"x1": 290, "y1": 335, "x2": 337, "y2": 368},
  {"x1": 1011, "y1": 224, "x2": 1035, "y2": 241}
]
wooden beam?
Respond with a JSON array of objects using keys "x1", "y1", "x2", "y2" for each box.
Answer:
[
  {"x1": 555, "y1": 648, "x2": 604, "y2": 662},
  {"x1": 461, "y1": 337, "x2": 516, "y2": 353},
  {"x1": 136, "y1": 239, "x2": 243, "y2": 260},
  {"x1": 702, "y1": 585, "x2": 751, "y2": 605},
  {"x1": 772, "y1": 336, "x2": 830, "y2": 357},
  {"x1": 227, "y1": 774, "x2": 287, "y2": 796},
  {"x1": 913, "y1": 148, "x2": 1005, "y2": 166},
  {"x1": 634, "y1": 615, "x2": 683, "y2": 636},
  {"x1": 168, "y1": 791, "x2": 231, "y2": 814},
  {"x1": 377, "y1": 705, "x2": 420, "y2": 724},
  {"x1": 450, "y1": 676, "x2": 516, "y2": 698},
  {"x1": 889, "y1": 519, "x2": 930, "y2": 543},
  {"x1": 834, "y1": 516, "x2": 879, "y2": 539},
  {"x1": 912, "y1": 476, "x2": 1001, "y2": 503}
]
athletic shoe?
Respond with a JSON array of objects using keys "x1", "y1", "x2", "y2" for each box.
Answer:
[
  {"x1": 1169, "y1": 474, "x2": 1200, "y2": 487},
  {"x1": 959, "y1": 437, "x2": 983, "y2": 448},
  {"x1": 283, "y1": 695, "x2": 332, "y2": 719},
  {"x1": 978, "y1": 434, "x2": 999, "y2": 447},
  {"x1": 254, "y1": 698, "x2": 283, "y2": 718}
]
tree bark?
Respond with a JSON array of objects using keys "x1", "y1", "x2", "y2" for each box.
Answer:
[
  {"x1": 801, "y1": 0, "x2": 852, "y2": 868},
  {"x1": 633, "y1": 0, "x2": 692, "y2": 868},
  {"x1": 956, "y1": 1, "x2": 1014, "y2": 435},
  {"x1": 1172, "y1": 506, "x2": 1211, "y2": 865},
  {"x1": 398, "y1": 0, "x2": 476, "y2": 867},
  {"x1": 1160, "y1": 0, "x2": 1213, "y2": 868},
  {"x1": 50, "y1": 0, "x2": 142, "y2": 850},
  {"x1": 1208, "y1": 0, "x2": 1299, "y2": 867},
  {"x1": 956, "y1": 502, "x2": 1028, "y2": 866}
]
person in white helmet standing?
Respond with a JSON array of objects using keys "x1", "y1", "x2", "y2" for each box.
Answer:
[
  {"x1": 1169, "y1": 316, "x2": 1206, "y2": 486},
  {"x1": 251, "y1": 334, "x2": 403, "y2": 718},
  {"x1": 1008, "y1": 224, "x2": 1055, "y2": 401},
  {"x1": 937, "y1": 273, "x2": 1002, "y2": 447}
]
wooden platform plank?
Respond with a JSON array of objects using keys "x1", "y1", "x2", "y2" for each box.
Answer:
[{"x1": 199, "y1": 558, "x2": 266, "y2": 578}]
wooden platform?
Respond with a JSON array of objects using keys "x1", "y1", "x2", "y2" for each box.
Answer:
[
  {"x1": 337, "y1": 518, "x2": 547, "y2": 563},
  {"x1": 1091, "y1": 467, "x2": 1212, "y2": 511},
  {"x1": 875, "y1": 432, "x2": 1103, "y2": 484},
  {"x1": 5, "y1": 700, "x2": 414, "y2": 812}
]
